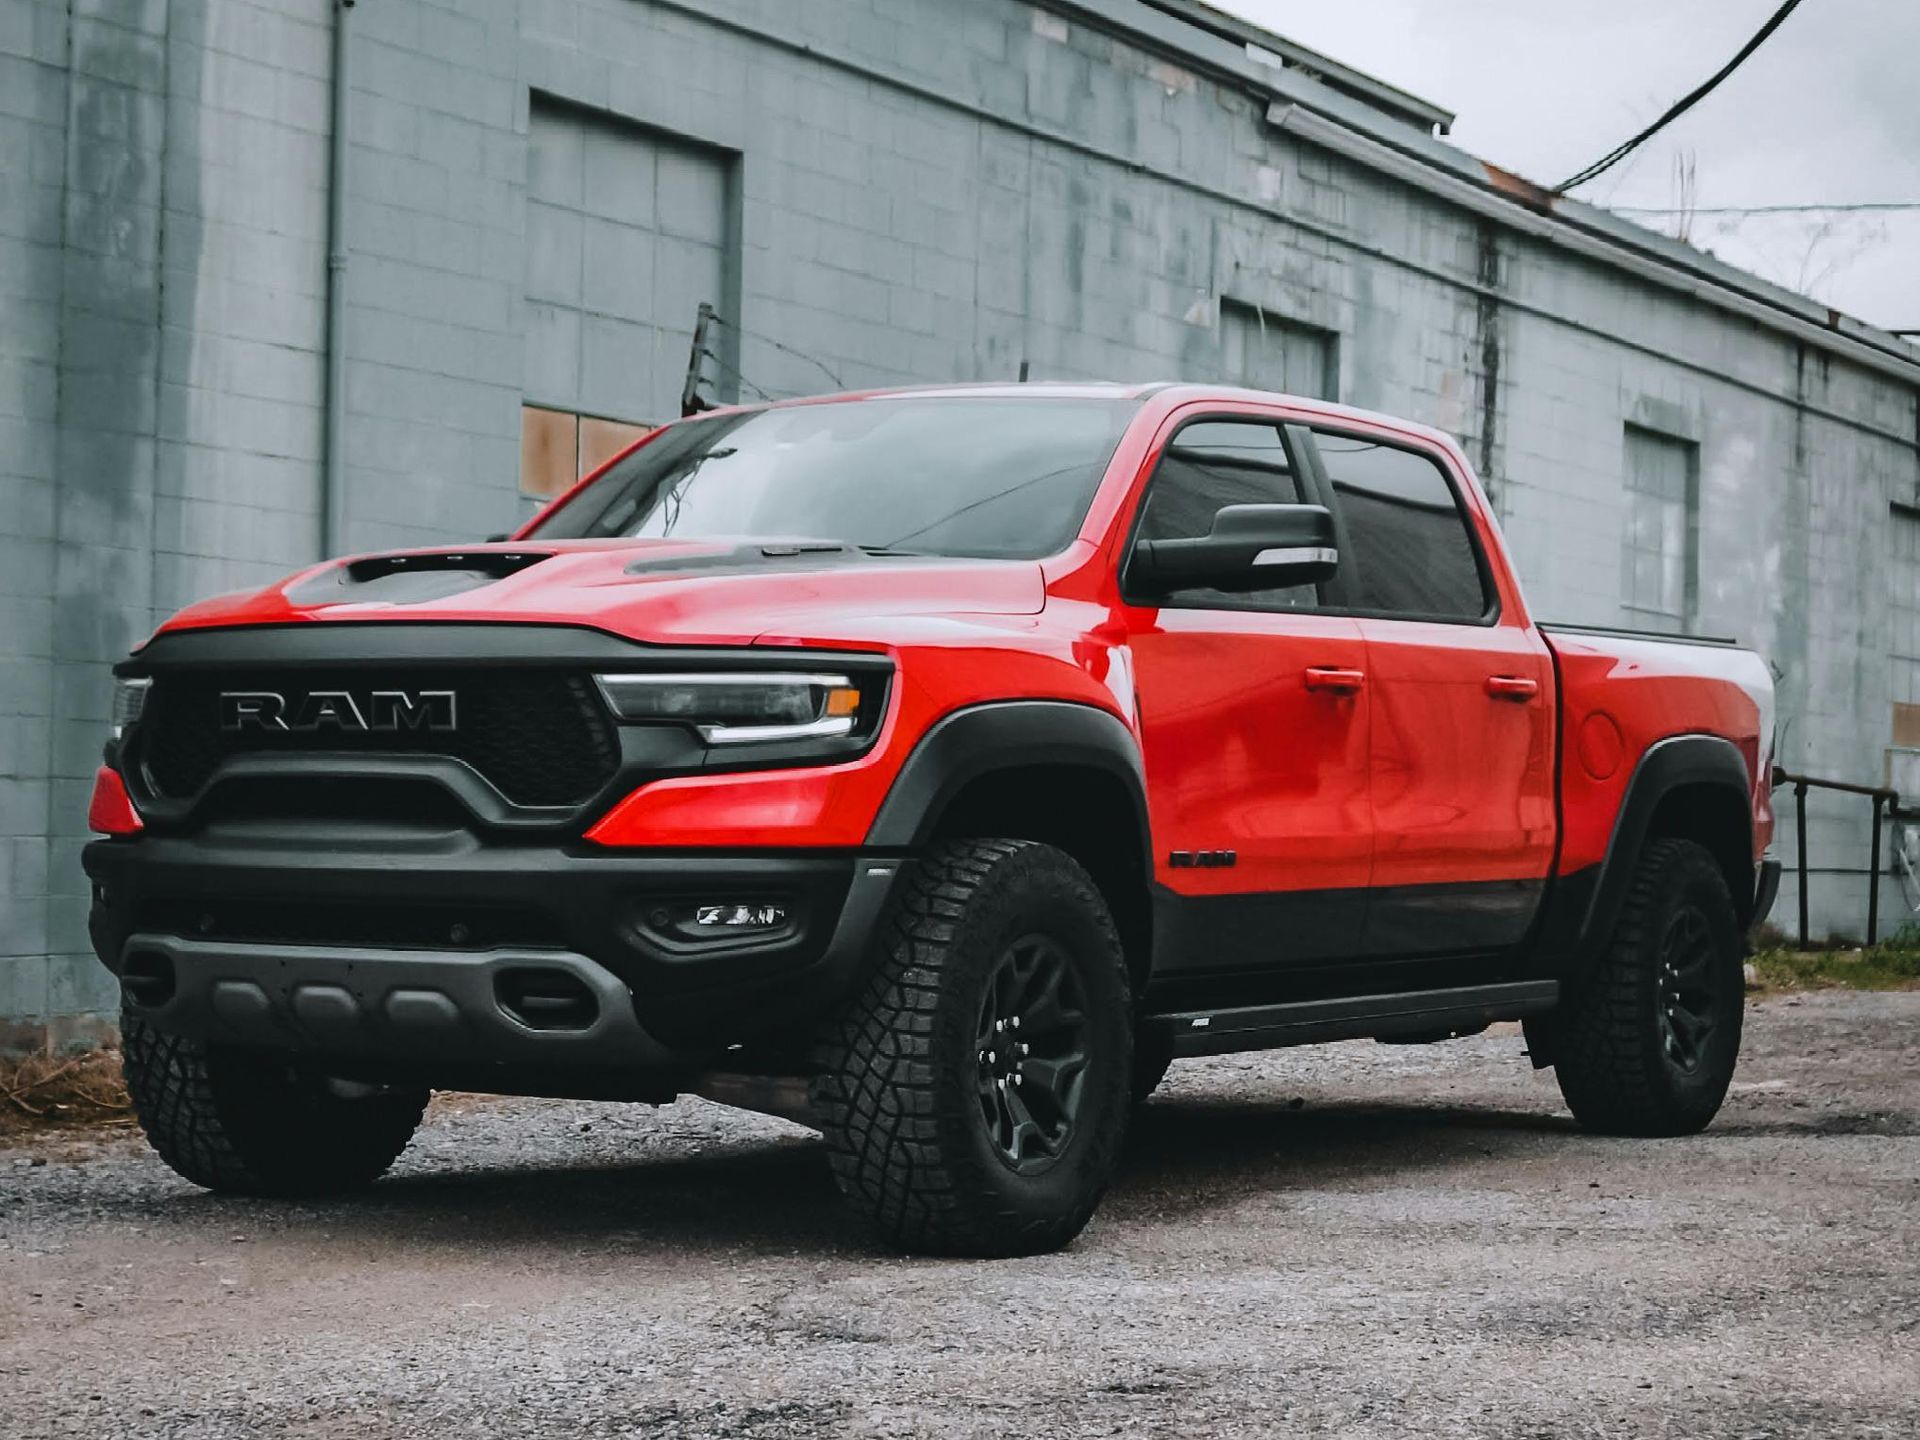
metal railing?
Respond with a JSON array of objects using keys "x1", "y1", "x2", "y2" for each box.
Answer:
[{"x1": 1772, "y1": 766, "x2": 1902, "y2": 947}]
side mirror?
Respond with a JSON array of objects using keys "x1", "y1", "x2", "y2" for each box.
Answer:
[{"x1": 1130, "y1": 503, "x2": 1338, "y2": 594}]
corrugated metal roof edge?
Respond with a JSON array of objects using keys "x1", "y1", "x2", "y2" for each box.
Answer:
[
  {"x1": 1267, "y1": 104, "x2": 1920, "y2": 388},
  {"x1": 1132, "y1": 0, "x2": 1455, "y2": 133},
  {"x1": 1041, "y1": 0, "x2": 1920, "y2": 388}
]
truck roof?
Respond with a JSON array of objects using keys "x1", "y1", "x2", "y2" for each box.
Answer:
[{"x1": 752, "y1": 381, "x2": 1468, "y2": 458}]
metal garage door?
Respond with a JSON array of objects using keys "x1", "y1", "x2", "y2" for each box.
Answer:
[{"x1": 521, "y1": 99, "x2": 730, "y2": 495}]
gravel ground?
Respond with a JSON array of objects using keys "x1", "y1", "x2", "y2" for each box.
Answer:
[{"x1": 2, "y1": 990, "x2": 1915, "y2": 1439}]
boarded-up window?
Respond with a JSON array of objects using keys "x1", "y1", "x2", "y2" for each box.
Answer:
[
  {"x1": 1620, "y1": 426, "x2": 1698, "y2": 633},
  {"x1": 1221, "y1": 299, "x2": 1337, "y2": 401},
  {"x1": 580, "y1": 415, "x2": 651, "y2": 477},
  {"x1": 520, "y1": 405, "x2": 651, "y2": 499}
]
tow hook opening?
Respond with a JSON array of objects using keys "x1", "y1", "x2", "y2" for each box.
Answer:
[
  {"x1": 494, "y1": 967, "x2": 600, "y2": 1032},
  {"x1": 120, "y1": 949, "x2": 176, "y2": 1009}
]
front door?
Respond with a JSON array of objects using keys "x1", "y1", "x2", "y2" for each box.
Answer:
[
  {"x1": 1122, "y1": 414, "x2": 1373, "y2": 973},
  {"x1": 1305, "y1": 427, "x2": 1556, "y2": 961}
]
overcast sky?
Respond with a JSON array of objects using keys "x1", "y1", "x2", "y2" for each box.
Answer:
[{"x1": 1217, "y1": 0, "x2": 1920, "y2": 334}]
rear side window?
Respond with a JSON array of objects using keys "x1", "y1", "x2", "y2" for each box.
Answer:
[
  {"x1": 1315, "y1": 433, "x2": 1489, "y2": 620},
  {"x1": 1132, "y1": 419, "x2": 1316, "y2": 612}
]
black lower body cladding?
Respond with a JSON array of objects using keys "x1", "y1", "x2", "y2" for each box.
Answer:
[{"x1": 84, "y1": 833, "x2": 901, "y2": 1069}]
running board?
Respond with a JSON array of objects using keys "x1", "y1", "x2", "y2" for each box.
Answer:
[{"x1": 1149, "y1": 980, "x2": 1560, "y2": 1059}]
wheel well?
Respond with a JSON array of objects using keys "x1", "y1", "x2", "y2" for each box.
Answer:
[
  {"x1": 1646, "y1": 782, "x2": 1754, "y2": 924},
  {"x1": 927, "y1": 765, "x2": 1153, "y2": 995}
]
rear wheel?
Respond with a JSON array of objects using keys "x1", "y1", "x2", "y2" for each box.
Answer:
[
  {"x1": 1552, "y1": 837, "x2": 1744, "y2": 1136},
  {"x1": 812, "y1": 839, "x2": 1132, "y2": 1256},
  {"x1": 122, "y1": 1011, "x2": 427, "y2": 1195}
]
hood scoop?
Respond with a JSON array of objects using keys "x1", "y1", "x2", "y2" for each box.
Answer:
[{"x1": 287, "y1": 550, "x2": 551, "y2": 606}]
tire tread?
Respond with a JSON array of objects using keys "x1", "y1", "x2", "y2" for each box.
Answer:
[
  {"x1": 122, "y1": 1012, "x2": 425, "y2": 1195},
  {"x1": 1554, "y1": 837, "x2": 1740, "y2": 1136},
  {"x1": 811, "y1": 838, "x2": 1129, "y2": 1256}
]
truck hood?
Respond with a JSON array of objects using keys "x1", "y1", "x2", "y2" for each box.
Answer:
[{"x1": 150, "y1": 539, "x2": 1048, "y2": 647}]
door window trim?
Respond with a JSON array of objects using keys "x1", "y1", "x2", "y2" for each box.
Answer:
[
  {"x1": 1118, "y1": 409, "x2": 1503, "y2": 625},
  {"x1": 1118, "y1": 410, "x2": 1337, "y2": 615},
  {"x1": 1301, "y1": 422, "x2": 1504, "y2": 628}
]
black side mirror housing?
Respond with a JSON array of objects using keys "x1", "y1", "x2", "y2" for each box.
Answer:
[{"x1": 1130, "y1": 503, "x2": 1338, "y2": 594}]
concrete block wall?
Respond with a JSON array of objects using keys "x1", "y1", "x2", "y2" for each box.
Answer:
[
  {"x1": 153, "y1": 0, "x2": 332, "y2": 617},
  {"x1": 1, "y1": 0, "x2": 331, "y2": 1046},
  {"x1": 0, "y1": 0, "x2": 70, "y2": 1041},
  {"x1": 3, "y1": 0, "x2": 1917, "y2": 1044},
  {"x1": 336, "y1": 0, "x2": 526, "y2": 552}
]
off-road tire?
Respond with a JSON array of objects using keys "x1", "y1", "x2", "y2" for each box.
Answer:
[
  {"x1": 1552, "y1": 837, "x2": 1744, "y2": 1136},
  {"x1": 811, "y1": 839, "x2": 1133, "y2": 1257},
  {"x1": 122, "y1": 1011, "x2": 427, "y2": 1195}
]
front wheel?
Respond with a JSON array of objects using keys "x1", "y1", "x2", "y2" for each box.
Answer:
[
  {"x1": 1551, "y1": 837, "x2": 1745, "y2": 1136},
  {"x1": 812, "y1": 839, "x2": 1133, "y2": 1256},
  {"x1": 122, "y1": 1011, "x2": 427, "y2": 1195}
]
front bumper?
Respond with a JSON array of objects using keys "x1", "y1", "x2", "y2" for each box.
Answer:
[
  {"x1": 84, "y1": 834, "x2": 901, "y2": 1073},
  {"x1": 112, "y1": 934, "x2": 679, "y2": 1068}
]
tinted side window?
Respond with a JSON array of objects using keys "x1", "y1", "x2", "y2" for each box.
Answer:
[
  {"x1": 1316, "y1": 433, "x2": 1489, "y2": 620},
  {"x1": 1133, "y1": 420, "x2": 1315, "y2": 612}
]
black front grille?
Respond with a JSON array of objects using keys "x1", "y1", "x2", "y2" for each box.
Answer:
[{"x1": 136, "y1": 668, "x2": 620, "y2": 807}]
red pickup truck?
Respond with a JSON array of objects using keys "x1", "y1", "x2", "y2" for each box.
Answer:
[{"x1": 85, "y1": 383, "x2": 1777, "y2": 1256}]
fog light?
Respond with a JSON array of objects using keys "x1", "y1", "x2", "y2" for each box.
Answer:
[{"x1": 694, "y1": 903, "x2": 788, "y2": 929}]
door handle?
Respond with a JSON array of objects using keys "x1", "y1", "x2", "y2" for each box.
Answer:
[
  {"x1": 1485, "y1": 674, "x2": 1539, "y2": 701},
  {"x1": 1304, "y1": 666, "x2": 1366, "y2": 694}
]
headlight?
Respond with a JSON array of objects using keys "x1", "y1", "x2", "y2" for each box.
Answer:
[
  {"x1": 111, "y1": 676, "x2": 151, "y2": 740},
  {"x1": 594, "y1": 672, "x2": 867, "y2": 744}
]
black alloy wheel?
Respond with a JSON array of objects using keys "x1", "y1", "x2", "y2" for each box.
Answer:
[
  {"x1": 1655, "y1": 903, "x2": 1718, "y2": 1074},
  {"x1": 975, "y1": 934, "x2": 1091, "y2": 1172}
]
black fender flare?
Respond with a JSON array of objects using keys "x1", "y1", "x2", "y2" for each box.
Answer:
[
  {"x1": 865, "y1": 701, "x2": 1158, "y2": 996},
  {"x1": 865, "y1": 700, "x2": 1151, "y2": 857},
  {"x1": 1577, "y1": 732, "x2": 1756, "y2": 957}
]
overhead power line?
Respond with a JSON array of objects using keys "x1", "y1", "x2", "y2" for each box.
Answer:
[
  {"x1": 710, "y1": 313, "x2": 845, "y2": 390},
  {"x1": 1556, "y1": 0, "x2": 1806, "y2": 194},
  {"x1": 698, "y1": 348, "x2": 776, "y2": 404},
  {"x1": 1614, "y1": 201, "x2": 1920, "y2": 216}
]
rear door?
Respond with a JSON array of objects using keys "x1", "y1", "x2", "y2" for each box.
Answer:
[
  {"x1": 1121, "y1": 413, "x2": 1372, "y2": 972},
  {"x1": 1302, "y1": 426, "x2": 1555, "y2": 962}
]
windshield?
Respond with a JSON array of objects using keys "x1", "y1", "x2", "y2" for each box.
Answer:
[{"x1": 525, "y1": 395, "x2": 1138, "y2": 559}]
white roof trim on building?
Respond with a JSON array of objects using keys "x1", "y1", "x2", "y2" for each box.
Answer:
[{"x1": 1133, "y1": 0, "x2": 1455, "y2": 134}]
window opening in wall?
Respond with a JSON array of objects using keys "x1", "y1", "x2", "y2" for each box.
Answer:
[
  {"x1": 1220, "y1": 299, "x2": 1338, "y2": 401},
  {"x1": 1888, "y1": 503, "x2": 1920, "y2": 749},
  {"x1": 1620, "y1": 425, "x2": 1698, "y2": 633}
]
